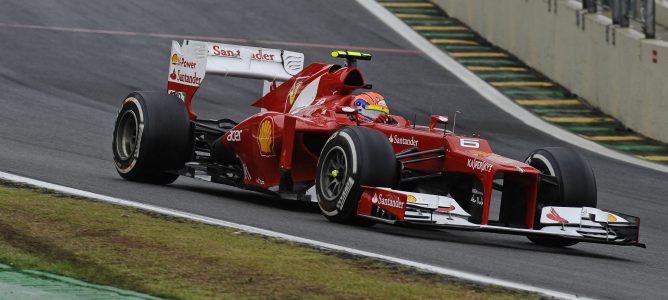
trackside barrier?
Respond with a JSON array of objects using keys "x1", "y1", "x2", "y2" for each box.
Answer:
[{"x1": 433, "y1": 0, "x2": 668, "y2": 143}]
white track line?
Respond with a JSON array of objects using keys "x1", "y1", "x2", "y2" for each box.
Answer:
[
  {"x1": 0, "y1": 171, "x2": 591, "y2": 299},
  {"x1": 356, "y1": 0, "x2": 668, "y2": 174}
]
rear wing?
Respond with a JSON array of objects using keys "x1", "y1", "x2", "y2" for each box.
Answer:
[{"x1": 167, "y1": 40, "x2": 305, "y2": 119}]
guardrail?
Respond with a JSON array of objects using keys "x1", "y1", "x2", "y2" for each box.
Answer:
[{"x1": 581, "y1": 0, "x2": 655, "y2": 38}]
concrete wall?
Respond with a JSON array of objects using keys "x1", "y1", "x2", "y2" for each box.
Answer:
[
  {"x1": 433, "y1": 0, "x2": 668, "y2": 143},
  {"x1": 657, "y1": 0, "x2": 668, "y2": 26}
]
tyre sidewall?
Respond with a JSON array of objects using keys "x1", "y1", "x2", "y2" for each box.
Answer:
[
  {"x1": 113, "y1": 91, "x2": 191, "y2": 182},
  {"x1": 113, "y1": 96, "x2": 148, "y2": 176},
  {"x1": 316, "y1": 130, "x2": 362, "y2": 221}
]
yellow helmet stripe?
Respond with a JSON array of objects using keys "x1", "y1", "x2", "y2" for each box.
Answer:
[{"x1": 364, "y1": 105, "x2": 390, "y2": 114}]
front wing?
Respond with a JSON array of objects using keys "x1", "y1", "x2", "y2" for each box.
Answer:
[{"x1": 356, "y1": 187, "x2": 645, "y2": 248}]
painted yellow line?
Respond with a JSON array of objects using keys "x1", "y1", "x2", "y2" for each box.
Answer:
[
  {"x1": 582, "y1": 135, "x2": 644, "y2": 141},
  {"x1": 395, "y1": 13, "x2": 442, "y2": 19},
  {"x1": 413, "y1": 26, "x2": 468, "y2": 31},
  {"x1": 637, "y1": 155, "x2": 668, "y2": 161},
  {"x1": 491, "y1": 81, "x2": 554, "y2": 87},
  {"x1": 543, "y1": 116, "x2": 615, "y2": 123},
  {"x1": 450, "y1": 52, "x2": 509, "y2": 58},
  {"x1": 430, "y1": 39, "x2": 479, "y2": 45},
  {"x1": 468, "y1": 66, "x2": 529, "y2": 72},
  {"x1": 516, "y1": 99, "x2": 581, "y2": 106},
  {"x1": 382, "y1": 2, "x2": 434, "y2": 7}
]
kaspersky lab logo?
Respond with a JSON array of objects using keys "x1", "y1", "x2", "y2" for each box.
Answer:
[{"x1": 388, "y1": 134, "x2": 418, "y2": 147}]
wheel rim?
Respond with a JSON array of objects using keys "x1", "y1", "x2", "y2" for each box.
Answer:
[
  {"x1": 115, "y1": 110, "x2": 138, "y2": 161},
  {"x1": 319, "y1": 146, "x2": 348, "y2": 201},
  {"x1": 526, "y1": 154, "x2": 553, "y2": 176}
]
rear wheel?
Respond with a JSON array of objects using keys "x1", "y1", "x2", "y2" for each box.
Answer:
[
  {"x1": 525, "y1": 147, "x2": 597, "y2": 247},
  {"x1": 316, "y1": 126, "x2": 398, "y2": 225},
  {"x1": 112, "y1": 91, "x2": 192, "y2": 184}
]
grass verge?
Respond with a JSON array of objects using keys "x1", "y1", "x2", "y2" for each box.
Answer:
[{"x1": 0, "y1": 182, "x2": 538, "y2": 300}]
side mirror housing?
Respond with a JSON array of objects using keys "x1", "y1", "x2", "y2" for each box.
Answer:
[{"x1": 429, "y1": 114, "x2": 449, "y2": 131}]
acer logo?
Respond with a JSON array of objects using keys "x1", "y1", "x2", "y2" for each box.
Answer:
[
  {"x1": 388, "y1": 135, "x2": 418, "y2": 147},
  {"x1": 226, "y1": 130, "x2": 242, "y2": 142},
  {"x1": 371, "y1": 193, "x2": 404, "y2": 209}
]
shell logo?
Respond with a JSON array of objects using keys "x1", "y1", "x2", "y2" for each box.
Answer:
[
  {"x1": 258, "y1": 117, "x2": 274, "y2": 156},
  {"x1": 468, "y1": 150, "x2": 492, "y2": 157},
  {"x1": 607, "y1": 214, "x2": 618, "y2": 222},
  {"x1": 407, "y1": 195, "x2": 417, "y2": 203},
  {"x1": 171, "y1": 54, "x2": 179, "y2": 65}
]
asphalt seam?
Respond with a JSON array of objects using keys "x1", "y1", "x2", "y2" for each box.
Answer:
[
  {"x1": 359, "y1": 0, "x2": 668, "y2": 174},
  {"x1": 0, "y1": 22, "x2": 419, "y2": 55},
  {"x1": 0, "y1": 171, "x2": 591, "y2": 300}
]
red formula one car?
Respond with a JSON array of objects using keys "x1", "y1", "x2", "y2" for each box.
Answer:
[{"x1": 112, "y1": 40, "x2": 644, "y2": 248}]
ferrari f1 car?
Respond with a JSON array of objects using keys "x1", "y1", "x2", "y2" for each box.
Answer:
[{"x1": 112, "y1": 40, "x2": 644, "y2": 248}]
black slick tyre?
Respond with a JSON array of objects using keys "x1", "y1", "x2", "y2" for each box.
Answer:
[
  {"x1": 112, "y1": 91, "x2": 192, "y2": 184},
  {"x1": 316, "y1": 126, "x2": 398, "y2": 225},
  {"x1": 525, "y1": 147, "x2": 597, "y2": 247}
]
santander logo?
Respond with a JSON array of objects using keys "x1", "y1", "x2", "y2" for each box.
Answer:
[
  {"x1": 388, "y1": 135, "x2": 418, "y2": 147},
  {"x1": 211, "y1": 45, "x2": 277, "y2": 61},
  {"x1": 371, "y1": 193, "x2": 404, "y2": 209}
]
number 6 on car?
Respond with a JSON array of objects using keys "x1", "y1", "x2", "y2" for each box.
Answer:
[{"x1": 460, "y1": 138, "x2": 480, "y2": 148}]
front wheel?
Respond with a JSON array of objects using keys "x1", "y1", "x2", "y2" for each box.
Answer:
[
  {"x1": 316, "y1": 126, "x2": 398, "y2": 225},
  {"x1": 525, "y1": 147, "x2": 597, "y2": 247}
]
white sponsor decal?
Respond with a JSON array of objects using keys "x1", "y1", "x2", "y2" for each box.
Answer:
[
  {"x1": 170, "y1": 69, "x2": 202, "y2": 85},
  {"x1": 337, "y1": 177, "x2": 355, "y2": 210},
  {"x1": 168, "y1": 90, "x2": 186, "y2": 101},
  {"x1": 210, "y1": 44, "x2": 278, "y2": 61},
  {"x1": 388, "y1": 135, "x2": 418, "y2": 147},
  {"x1": 460, "y1": 138, "x2": 480, "y2": 148},
  {"x1": 172, "y1": 55, "x2": 197, "y2": 69},
  {"x1": 467, "y1": 159, "x2": 493, "y2": 172},
  {"x1": 470, "y1": 188, "x2": 484, "y2": 206},
  {"x1": 226, "y1": 130, "x2": 242, "y2": 142},
  {"x1": 372, "y1": 193, "x2": 404, "y2": 209},
  {"x1": 241, "y1": 161, "x2": 251, "y2": 181}
]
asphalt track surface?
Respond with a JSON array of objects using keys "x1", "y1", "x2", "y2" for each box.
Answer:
[{"x1": 0, "y1": 1, "x2": 666, "y2": 299}]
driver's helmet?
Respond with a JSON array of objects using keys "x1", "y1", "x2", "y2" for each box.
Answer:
[{"x1": 349, "y1": 92, "x2": 389, "y2": 121}]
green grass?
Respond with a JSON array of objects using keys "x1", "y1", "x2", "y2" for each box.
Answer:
[{"x1": 0, "y1": 183, "x2": 538, "y2": 300}]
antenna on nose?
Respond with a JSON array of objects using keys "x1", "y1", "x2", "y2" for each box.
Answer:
[{"x1": 452, "y1": 111, "x2": 461, "y2": 135}]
